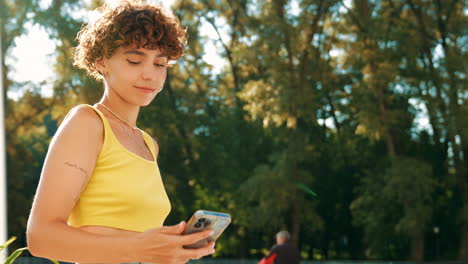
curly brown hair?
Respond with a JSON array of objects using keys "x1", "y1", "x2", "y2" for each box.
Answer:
[{"x1": 72, "y1": 0, "x2": 187, "y2": 81}]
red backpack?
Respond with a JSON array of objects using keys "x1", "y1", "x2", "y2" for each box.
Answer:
[{"x1": 257, "y1": 253, "x2": 277, "y2": 264}]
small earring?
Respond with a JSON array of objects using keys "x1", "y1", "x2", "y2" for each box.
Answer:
[{"x1": 159, "y1": 86, "x2": 164, "y2": 91}]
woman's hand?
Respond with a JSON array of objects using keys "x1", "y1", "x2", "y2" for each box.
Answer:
[{"x1": 131, "y1": 221, "x2": 216, "y2": 264}]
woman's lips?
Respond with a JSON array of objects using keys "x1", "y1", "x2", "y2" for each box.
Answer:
[{"x1": 135, "y1": 86, "x2": 155, "y2": 93}]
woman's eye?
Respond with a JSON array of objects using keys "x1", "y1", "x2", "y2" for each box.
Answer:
[{"x1": 127, "y1": 60, "x2": 140, "y2": 64}]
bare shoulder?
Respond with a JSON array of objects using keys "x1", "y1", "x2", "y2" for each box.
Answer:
[
  {"x1": 60, "y1": 105, "x2": 103, "y2": 131},
  {"x1": 52, "y1": 104, "x2": 105, "y2": 159},
  {"x1": 52, "y1": 105, "x2": 105, "y2": 149}
]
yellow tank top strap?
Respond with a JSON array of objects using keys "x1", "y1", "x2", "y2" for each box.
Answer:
[
  {"x1": 140, "y1": 129, "x2": 156, "y2": 160},
  {"x1": 78, "y1": 104, "x2": 156, "y2": 161},
  {"x1": 75, "y1": 104, "x2": 115, "y2": 146}
]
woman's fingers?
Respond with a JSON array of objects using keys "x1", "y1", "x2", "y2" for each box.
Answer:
[
  {"x1": 136, "y1": 227, "x2": 216, "y2": 263},
  {"x1": 155, "y1": 221, "x2": 186, "y2": 235},
  {"x1": 181, "y1": 240, "x2": 216, "y2": 260},
  {"x1": 178, "y1": 229, "x2": 214, "y2": 246}
]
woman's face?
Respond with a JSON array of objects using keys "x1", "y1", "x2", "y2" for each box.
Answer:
[{"x1": 96, "y1": 45, "x2": 168, "y2": 106}]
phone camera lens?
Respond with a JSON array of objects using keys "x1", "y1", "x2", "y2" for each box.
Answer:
[
  {"x1": 199, "y1": 218, "x2": 206, "y2": 222},
  {"x1": 203, "y1": 220, "x2": 212, "y2": 228},
  {"x1": 194, "y1": 222, "x2": 202, "y2": 228}
]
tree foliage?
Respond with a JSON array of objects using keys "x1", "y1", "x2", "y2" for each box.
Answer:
[{"x1": 3, "y1": 0, "x2": 467, "y2": 261}]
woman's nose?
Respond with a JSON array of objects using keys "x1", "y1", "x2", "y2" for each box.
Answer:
[{"x1": 141, "y1": 64, "x2": 157, "y2": 80}]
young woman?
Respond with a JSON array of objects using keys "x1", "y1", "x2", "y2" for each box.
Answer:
[{"x1": 26, "y1": 1, "x2": 215, "y2": 263}]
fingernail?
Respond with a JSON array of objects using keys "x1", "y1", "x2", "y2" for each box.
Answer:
[{"x1": 209, "y1": 230, "x2": 215, "y2": 236}]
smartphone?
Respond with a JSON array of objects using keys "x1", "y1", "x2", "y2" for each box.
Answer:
[{"x1": 182, "y1": 210, "x2": 231, "y2": 249}]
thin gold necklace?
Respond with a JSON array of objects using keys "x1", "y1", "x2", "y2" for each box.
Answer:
[
  {"x1": 97, "y1": 103, "x2": 138, "y2": 130},
  {"x1": 97, "y1": 103, "x2": 153, "y2": 161},
  {"x1": 118, "y1": 120, "x2": 154, "y2": 161}
]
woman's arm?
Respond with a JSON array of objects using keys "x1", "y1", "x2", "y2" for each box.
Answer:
[
  {"x1": 26, "y1": 105, "x2": 130, "y2": 262},
  {"x1": 28, "y1": 217, "x2": 214, "y2": 263},
  {"x1": 26, "y1": 105, "x2": 215, "y2": 263}
]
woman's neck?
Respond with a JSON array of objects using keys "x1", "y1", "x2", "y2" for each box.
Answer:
[{"x1": 97, "y1": 96, "x2": 140, "y2": 127}]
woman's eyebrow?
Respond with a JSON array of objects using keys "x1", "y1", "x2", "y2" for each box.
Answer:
[{"x1": 123, "y1": 50, "x2": 167, "y2": 58}]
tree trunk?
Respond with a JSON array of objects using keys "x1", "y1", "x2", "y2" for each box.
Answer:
[
  {"x1": 291, "y1": 192, "x2": 301, "y2": 249},
  {"x1": 239, "y1": 232, "x2": 247, "y2": 259},
  {"x1": 369, "y1": 60, "x2": 396, "y2": 157},
  {"x1": 410, "y1": 231, "x2": 424, "y2": 264},
  {"x1": 459, "y1": 222, "x2": 468, "y2": 260}
]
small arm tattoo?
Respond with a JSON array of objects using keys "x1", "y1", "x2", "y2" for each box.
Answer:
[{"x1": 64, "y1": 161, "x2": 88, "y2": 176}]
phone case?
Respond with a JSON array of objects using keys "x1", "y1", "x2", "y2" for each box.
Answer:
[{"x1": 182, "y1": 210, "x2": 231, "y2": 249}]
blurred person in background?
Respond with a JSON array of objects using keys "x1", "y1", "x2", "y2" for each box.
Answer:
[{"x1": 260, "y1": 231, "x2": 300, "y2": 264}]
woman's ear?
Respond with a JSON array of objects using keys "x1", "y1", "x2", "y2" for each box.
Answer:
[{"x1": 94, "y1": 58, "x2": 106, "y2": 75}]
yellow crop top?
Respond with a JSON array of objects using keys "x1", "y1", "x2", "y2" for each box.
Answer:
[{"x1": 67, "y1": 104, "x2": 171, "y2": 232}]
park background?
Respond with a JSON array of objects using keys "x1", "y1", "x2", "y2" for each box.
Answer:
[{"x1": 1, "y1": 0, "x2": 467, "y2": 262}]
